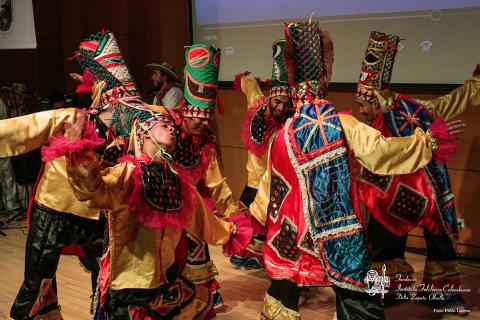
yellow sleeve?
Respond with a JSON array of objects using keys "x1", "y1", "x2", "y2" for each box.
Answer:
[
  {"x1": 248, "y1": 133, "x2": 276, "y2": 226},
  {"x1": 422, "y1": 76, "x2": 480, "y2": 121},
  {"x1": 204, "y1": 149, "x2": 238, "y2": 218},
  {"x1": 246, "y1": 151, "x2": 268, "y2": 189},
  {"x1": 241, "y1": 74, "x2": 265, "y2": 109},
  {"x1": 0, "y1": 108, "x2": 78, "y2": 158},
  {"x1": 248, "y1": 162, "x2": 271, "y2": 226},
  {"x1": 186, "y1": 191, "x2": 234, "y2": 245},
  {"x1": 66, "y1": 150, "x2": 133, "y2": 211},
  {"x1": 339, "y1": 114, "x2": 433, "y2": 175}
]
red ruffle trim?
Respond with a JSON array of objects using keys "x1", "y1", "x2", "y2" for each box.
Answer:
[
  {"x1": 41, "y1": 119, "x2": 105, "y2": 161},
  {"x1": 233, "y1": 71, "x2": 251, "y2": 92},
  {"x1": 240, "y1": 96, "x2": 275, "y2": 157},
  {"x1": 223, "y1": 213, "x2": 253, "y2": 256},
  {"x1": 118, "y1": 155, "x2": 196, "y2": 230},
  {"x1": 429, "y1": 116, "x2": 456, "y2": 165}
]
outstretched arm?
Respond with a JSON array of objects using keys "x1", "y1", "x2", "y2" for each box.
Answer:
[
  {"x1": 0, "y1": 108, "x2": 79, "y2": 158},
  {"x1": 340, "y1": 114, "x2": 436, "y2": 175}
]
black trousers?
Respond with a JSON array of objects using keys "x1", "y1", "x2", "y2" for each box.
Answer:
[
  {"x1": 367, "y1": 216, "x2": 455, "y2": 262},
  {"x1": 267, "y1": 279, "x2": 385, "y2": 320},
  {"x1": 10, "y1": 203, "x2": 104, "y2": 320}
]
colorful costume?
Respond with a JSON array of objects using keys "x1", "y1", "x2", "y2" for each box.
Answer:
[
  {"x1": 3, "y1": 30, "x2": 139, "y2": 320},
  {"x1": 356, "y1": 31, "x2": 480, "y2": 310},
  {"x1": 57, "y1": 104, "x2": 247, "y2": 320},
  {"x1": 171, "y1": 44, "x2": 239, "y2": 310},
  {"x1": 251, "y1": 21, "x2": 455, "y2": 320},
  {"x1": 231, "y1": 39, "x2": 293, "y2": 270}
]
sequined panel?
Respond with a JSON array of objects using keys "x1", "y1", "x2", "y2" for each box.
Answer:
[
  {"x1": 185, "y1": 232, "x2": 204, "y2": 261},
  {"x1": 269, "y1": 217, "x2": 300, "y2": 262},
  {"x1": 267, "y1": 169, "x2": 290, "y2": 223},
  {"x1": 361, "y1": 169, "x2": 393, "y2": 192},
  {"x1": 141, "y1": 163, "x2": 183, "y2": 211},
  {"x1": 250, "y1": 105, "x2": 268, "y2": 145},
  {"x1": 102, "y1": 145, "x2": 124, "y2": 166},
  {"x1": 388, "y1": 184, "x2": 427, "y2": 223},
  {"x1": 172, "y1": 128, "x2": 203, "y2": 169},
  {"x1": 299, "y1": 229, "x2": 317, "y2": 256}
]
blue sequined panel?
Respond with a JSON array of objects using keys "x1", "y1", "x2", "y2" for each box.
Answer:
[{"x1": 383, "y1": 97, "x2": 458, "y2": 237}]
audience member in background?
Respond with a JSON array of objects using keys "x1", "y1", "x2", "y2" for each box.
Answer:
[
  {"x1": 49, "y1": 91, "x2": 66, "y2": 109},
  {"x1": 146, "y1": 61, "x2": 183, "y2": 109}
]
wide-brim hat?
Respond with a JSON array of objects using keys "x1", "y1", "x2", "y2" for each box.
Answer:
[{"x1": 146, "y1": 62, "x2": 182, "y2": 83}]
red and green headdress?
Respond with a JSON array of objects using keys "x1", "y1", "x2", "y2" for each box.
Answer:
[
  {"x1": 74, "y1": 29, "x2": 139, "y2": 110},
  {"x1": 284, "y1": 20, "x2": 334, "y2": 105},
  {"x1": 356, "y1": 31, "x2": 400, "y2": 104},
  {"x1": 183, "y1": 44, "x2": 221, "y2": 119},
  {"x1": 268, "y1": 39, "x2": 291, "y2": 99}
]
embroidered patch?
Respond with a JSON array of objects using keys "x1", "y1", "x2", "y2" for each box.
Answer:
[
  {"x1": 141, "y1": 163, "x2": 183, "y2": 211},
  {"x1": 388, "y1": 183, "x2": 428, "y2": 223},
  {"x1": 269, "y1": 217, "x2": 300, "y2": 262},
  {"x1": 250, "y1": 104, "x2": 268, "y2": 145},
  {"x1": 361, "y1": 169, "x2": 393, "y2": 193},
  {"x1": 185, "y1": 233, "x2": 206, "y2": 262},
  {"x1": 299, "y1": 228, "x2": 317, "y2": 256},
  {"x1": 149, "y1": 280, "x2": 195, "y2": 315},
  {"x1": 172, "y1": 128, "x2": 204, "y2": 168},
  {"x1": 102, "y1": 145, "x2": 124, "y2": 165},
  {"x1": 267, "y1": 168, "x2": 290, "y2": 223},
  {"x1": 29, "y1": 278, "x2": 58, "y2": 317}
]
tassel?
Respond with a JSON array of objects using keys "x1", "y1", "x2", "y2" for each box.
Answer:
[{"x1": 217, "y1": 94, "x2": 224, "y2": 116}]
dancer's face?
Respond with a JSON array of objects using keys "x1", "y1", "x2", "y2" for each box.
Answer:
[
  {"x1": 182, "y1": 117, "x2": 210, "y2": 136},
  {"x1": 357, "y1": 99, "x2": 378, "y2": 124},
  {"x1": 147, "y1": 121, "x2": 176, "y2": 153},
  {"x1": 268, "y1": 95, "x2": 292, "y2": 121}
]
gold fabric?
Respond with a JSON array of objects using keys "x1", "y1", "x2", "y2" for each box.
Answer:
[
  {"x1": 339, "y1": 114, "x2": 432, "y2": 175},
  {"x1": 66, "y1": 151, "x2": 234, "y2": 290},
  {"x1": 246, "y1": 152, "x2": 268, "y2": 189},
  {"x1": 0, "y1": 108, "x2": 100, "y2": 219},
  {"x1": 261, "y1": 293, "x2": 301, "y2": 320},
  {"x1": 423, "y1": 76, "x2": 480, "y2": 121},
  {"x1": 241, "y1": 74, "x2": 264, "y2": 108},
  {"x1": 172, "y1": 284, "x2": 212, "y2": 320},
  {"x1": 181, "y1": 260, "x2": 219, "y2": 284},
  {"x1": 204, "y1": 149, "x2": 238, "y2": 218}
]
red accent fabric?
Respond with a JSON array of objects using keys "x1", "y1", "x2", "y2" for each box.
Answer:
[
  {"x1": 41, "y1": 118, "x2": 105, "y2": 161},
  {"x1": 233, "y1": 71, "x2": 251, "y2": 92},
  {"x1": 175, "y1": 232, "x2": 188, "y2": 272},
  {"x1": 473, "y1": 64, "x2": 480, "y2": 77},
  {"x1": 75, "y1": 68, "x2": 95, "y2": 94},
  {"x1": 359, "y1": 111, "x2": 445, "y2": 237},
  {"x1": 240, "y1": 96, "x2": 278, "y2": 157},
  {"x1": 118, "y1": 155, "x2": 196, "y2": 230},
  {"x1": 429, "y1": 117, "x2": 456, "y2": 165},
  {"x1": 222, "y1": 213, "x2": 253, "y2": 256}
]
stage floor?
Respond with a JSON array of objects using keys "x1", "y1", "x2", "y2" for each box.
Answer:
[{"x1": 1, "y1": 220, "x2": 479, "y2": 319}]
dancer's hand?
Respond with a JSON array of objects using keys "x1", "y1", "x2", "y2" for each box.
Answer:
[
  {"x1": 65, "y1": 111, "x2": 88, "y2": 142},
  {"x1": 446, "y1": 119, "x2": 466, "y2": 138},
  {"x1": 69, "y1": 72, "x2": 83, "y2": 83}
]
